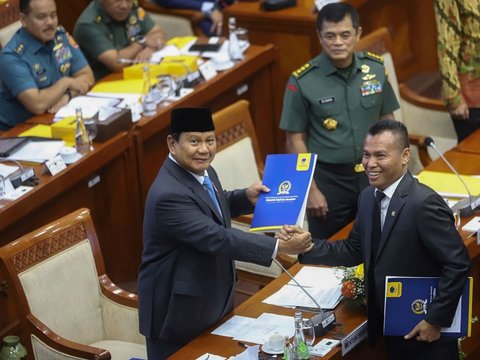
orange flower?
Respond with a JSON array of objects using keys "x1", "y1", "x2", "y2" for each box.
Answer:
[{"x1": 341, "y1": 280, "x2": 356, "y2": 299}]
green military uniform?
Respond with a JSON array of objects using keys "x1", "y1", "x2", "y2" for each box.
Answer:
[
  {"x1": 73, "y1": 0, "x2": 155, "y2": 80},
  {"x1": 280, "y1": 51, "x2": 400, "y2": 238}
]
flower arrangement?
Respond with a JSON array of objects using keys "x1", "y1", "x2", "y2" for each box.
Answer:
[{"x1": 335, "y1": 264, "x2": 366, "y2": 306}]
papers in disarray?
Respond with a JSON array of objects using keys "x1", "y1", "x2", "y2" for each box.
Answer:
[
  {"x1": 262, "y1": 266, "x2": 342, "y2": 310},
  {"x1": 211, "y1": 313, "x2": 294, "y2": 345},
  {"x1": 54, "y1": 95, "x2": 120, "y2": 121},
  {"x1": 7, "y1": 140, "x2": 65, "y2": 163}
]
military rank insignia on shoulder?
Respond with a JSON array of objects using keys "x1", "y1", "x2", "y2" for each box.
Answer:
[
  {"x1": 95, "y1": 15, "x2": 102, "y2": 24},
  {"x1": 292, "y1": 62, "x2": 313, "y2": 79},
  {"x1": 56, "y1": 25, "x2": 66, "y2": 33},
  {"x1": 363, "y1": 51, "x2": 384, "y2": 64},
  {"x1": 14, "y1": 43, "x2": 25, "y2": 55}
]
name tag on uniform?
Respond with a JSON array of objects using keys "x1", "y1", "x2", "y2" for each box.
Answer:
[
  {"x1": 360, "y1": 80, "x2": 382, "y2": 96},
  {"x1": 319, "y1": 96, "x2": 335, "y2": 104}
]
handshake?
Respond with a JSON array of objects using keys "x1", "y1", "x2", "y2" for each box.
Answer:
[{"x1": 276, "y1": 225, "x2": 313, "y2": 255}]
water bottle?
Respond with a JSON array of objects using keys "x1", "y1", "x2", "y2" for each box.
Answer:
[
  {"x1": 228, "y1": 17, "x2": 243, "y2": 61},
  {"x1": 293, "y1": 311, "x2": 309, "y2": 359},
  {"x1": 0, "y1": 335, "x2": 27, "y2": 360},
  {"x1": 142, "y1": 65, "x2": 157, "y2": 116},
  {"x1": 75, "y1": 107, "x2": 89, "y2": 155}
]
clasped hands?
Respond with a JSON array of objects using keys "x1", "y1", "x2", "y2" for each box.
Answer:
[{"x1": 277, "y1": 225, "x2": 313, "y2": 255}]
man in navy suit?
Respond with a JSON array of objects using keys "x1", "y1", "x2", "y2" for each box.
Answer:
[
  {"x1": 138, "y1": 107, "x2": 313, "y2": 359},
  {"x1": 280, "y1": 120, "x2": 470, "y2": 359}
]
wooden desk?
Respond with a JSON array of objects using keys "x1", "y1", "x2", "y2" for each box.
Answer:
[
  {"x1": 132, "y1": 44, "x2": 280, "y2": 201},
  {"x1": 454, "y1": 129, "x2": 480, "y2": 155},
  {"x1": 0, "y1": 126, "x2": 143, "y2": 340},
  {"x1": 171, "y1": 262, "x2": 388, "y2": 360}
]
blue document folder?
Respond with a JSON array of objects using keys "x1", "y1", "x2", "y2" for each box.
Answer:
[
  {"x1": 384, "y1": 276, "x2": 473, "y2": 337},
  {"x1": 250, "y1": 153, "x2": 317, "y2": 232}
]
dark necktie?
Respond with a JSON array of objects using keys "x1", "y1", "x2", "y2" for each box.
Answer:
[
  {"x1": 367, "y1": 190, "x2": 386, "y2": 344},
  {"x1": 371, "y1": 191, "x2": 386, "y2": 258},
  {"x1": 203, "y1": 176, "x2": 222, "y2": 215}
]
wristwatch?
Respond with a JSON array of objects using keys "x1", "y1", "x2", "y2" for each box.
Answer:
[{"x1": 136, "y1": 35, "x2": 147, "y2": 48}]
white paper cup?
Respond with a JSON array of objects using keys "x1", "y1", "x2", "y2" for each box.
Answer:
[
  {"x1": 59, "y1": 147, "x2": 78, "y2": 163},
  {"x1": 266, "y1": 333, "x2": 285, "y2": 352}
]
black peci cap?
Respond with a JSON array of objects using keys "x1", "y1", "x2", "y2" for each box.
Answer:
[{"x1": 170, "y1": 107, "x2": 215, "y2": 133}]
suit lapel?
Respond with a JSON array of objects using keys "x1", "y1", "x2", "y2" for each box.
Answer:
[
  {"x1": 165, "y1": 159, "x2": 225, "y2": 225},
  {"x1": 375, "y1": 172, "x2": 412, "y2": 262}
]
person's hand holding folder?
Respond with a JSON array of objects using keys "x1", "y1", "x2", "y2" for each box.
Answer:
[{"x1": 404, "y1": 319, "x2": 441, "y2": 343}]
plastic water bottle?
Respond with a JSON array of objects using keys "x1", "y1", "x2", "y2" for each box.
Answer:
[
  {"x1": 293, "y1": 311, "x2": 309, "y2": 359},
  {"x1": 75, "y1": 107, "x2": 89, "y2": 155},
  {"x1": 228, "y1": 17, "x2": 243, "y2": 61},
  {"x1": 142, "y1": 65, "x2": 157, "y2": 116}
]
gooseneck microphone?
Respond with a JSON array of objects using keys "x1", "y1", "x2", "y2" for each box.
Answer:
[
  {"x1": 423, "y1": 137, "x2": 480, "y2": 217},
  {"x1": 273, "y1": 259, "x2": 336, "y2": 336}
]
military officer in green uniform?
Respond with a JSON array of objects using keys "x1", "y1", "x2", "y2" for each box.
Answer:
[
  {"x1": 0, "y1": 0, "x2": 94, "y2": 131},
  {"x1": 74, "y1": 0, "x2": 166, "y2": 80},
  {"x1": 280, "y1": 3, "x2": 400, "y2": 238}
]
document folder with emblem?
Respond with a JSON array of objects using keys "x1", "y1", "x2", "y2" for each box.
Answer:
[
  {"x1": 384, "y1": 276, "x2": 473, "y2": 337},
  {"x1": 250, "y1": 153, "x2": 317, "y2": 232},
  {"x1": 0, "y1": 137, "x2": 30, "y2": 158}
]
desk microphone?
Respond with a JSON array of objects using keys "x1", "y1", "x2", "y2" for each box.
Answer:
[
  {"x1": 424, "y1": 137, "x2": 480, "y2": 217},
  {"x1": 273, "y1": 259, "x2": 336, "y2": 336}
]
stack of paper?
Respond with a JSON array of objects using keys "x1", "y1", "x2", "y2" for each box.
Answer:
[{"x1": 262, "y1": 266, "x2": 342, "y2": 310}]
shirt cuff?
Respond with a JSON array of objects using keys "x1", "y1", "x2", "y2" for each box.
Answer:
[{"x1": 201, "y1": 2, "x2": 215, "y2": 13}]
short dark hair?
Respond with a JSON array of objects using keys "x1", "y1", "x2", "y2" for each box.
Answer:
[
  {"x1": 20, "y1": 0, "x2": 32, "y2": 14},
  {"x1": 170, "y1": 132, "x2": 181, "y2": 141},
  {"x1": 316, "y1": 3, "x2": 360, "y2": 32},
  {"x1": 368, "y1": 120, "x2": 410, "y2": 151}
]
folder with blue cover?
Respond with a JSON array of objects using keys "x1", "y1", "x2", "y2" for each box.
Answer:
[
  {"x1": 384, "y1": 276, "x2": 473, "y2": 337},
  {"x1": 250, "y1": 153, "x2": 317, "y2": 232}
]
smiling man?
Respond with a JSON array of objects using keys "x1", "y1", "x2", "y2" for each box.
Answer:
[
  {"x1": 73, "y1": 0, "x2": 166, "y2": 80},
  {"x1": 0, "y1": 0, "x2": 94, "y2": 130},
  {"x1": 279, "y1": 3, "x2": 400, "y2": 240},
  {"x1": 280, "y1": 120, "x2": 470, "y2": 360},
  {"x1": 137, "y1": 107, "x2": 313, "y2": 359}
]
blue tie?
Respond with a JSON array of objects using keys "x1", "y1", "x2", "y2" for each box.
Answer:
[{"x1": 203, "y1": 176, "x2": 222, "y2": 215}]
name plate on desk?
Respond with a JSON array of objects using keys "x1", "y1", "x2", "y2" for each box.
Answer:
[
  {"x1": 45, "y1": 155, "x2": 67, "y2": 176},
  {"x1": 341, "y1": 320, "x2": 368, "y2": 356}
]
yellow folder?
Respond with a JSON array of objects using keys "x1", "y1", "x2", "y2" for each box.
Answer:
[{"x1": 417, "y1": 171, "x2": 480, "y2": 198}]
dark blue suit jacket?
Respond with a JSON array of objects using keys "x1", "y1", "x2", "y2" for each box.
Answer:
[
  {"x1": 138, "y1": 157, "x2": 277, "y2": 346},
  {"x1": 301, "y1": 171, "x2": 470, "y2": 329}
]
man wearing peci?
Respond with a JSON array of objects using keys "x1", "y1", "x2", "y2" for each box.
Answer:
[
  {"x1": 279, "y1": 120, "x2": 470, "y2": 359},
  {"x1": 0, "y1": 0, "x2": 94, "y2": 130},
  {"x1": 279, "y1": 3, "x2": 400, "y2": 239},
  {"x1": 73, "y1": 0, "x2": 166, "y2": 80},
  {"x1": 137, "y1": 107, "x2": 313, "y2": 359}
]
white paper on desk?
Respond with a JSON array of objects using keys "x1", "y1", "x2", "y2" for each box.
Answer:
[
  {"x1": 54, "y1": 95, "x2": 119, "y2": 120},
  {"x1": 150, "y1": 44, "x2": 181, "y2": 63},
  {"x1": 0, "y1": 163, "x2": 19, "y2": 178},
  {"x1": 211, "y1": 315, "x2": 254, "y2": 337},
  {"x1": 87, "y1": 92, "x2": 141, "y2": 108},
  {"x1": 288, "y1": 266, "x2": 341, "y2": 288},
  {"x1": 7, "y1": 140, "x2": 65, "y2": 163},
  {"x1": 233, "y1": 313, "x2": 294, "y2": 345},
  {"x1": 195, "y1": 353, "x2": 226, "y2": 360},
  {"x1": 230, "y1": 345, "x2": 260, "y2": 360},
  {"x1": 262, "y1": 283, "x2": 342, "y2": 310}
]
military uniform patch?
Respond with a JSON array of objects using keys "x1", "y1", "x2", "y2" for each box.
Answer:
[
  {"x1": 292, "y1": 62, "x2": 313, "y2": 79},
  {"x1": 138, "y1": 7, "x2": 145, "y2": 21},
  {"x1": 364, "y1": 51, "x2": 384, "y2": 64}
]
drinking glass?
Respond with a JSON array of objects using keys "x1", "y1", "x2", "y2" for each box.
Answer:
[
  {"x1": 84, "y1": 117, "x2": 97, "y2": 151},
  {"x1": 302, "y1": 319, "x2": 315, "y2": 348}
]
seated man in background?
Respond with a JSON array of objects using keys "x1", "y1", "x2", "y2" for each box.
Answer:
[
  {"x1": 74, "y1": 0, "x2": 166, "y2": 80},
  {"x1": 153, "y1": 0, "x2": 233, "y2": 36},
  {"x1": 0, "y1": 0, "x2": 94, "y2": 131}
]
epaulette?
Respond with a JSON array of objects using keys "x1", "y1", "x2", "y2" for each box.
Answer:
[
  {"x1": 292, "y1": 62, "x2": 313, "y2": 79},
  {"x1": 363, "y1": 51, "x2": 384, "y2": 64},
  {"x1": 14, "y1": 43, "x2": 25, "y2": 55}
]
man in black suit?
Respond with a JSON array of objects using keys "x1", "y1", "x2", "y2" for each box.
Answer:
[
  {"x1": 280, "y1": 120, "x2": 470, "y2": 359},
  {"x1": 137, "y1": 107, "x2": 313, "y2": 359}
]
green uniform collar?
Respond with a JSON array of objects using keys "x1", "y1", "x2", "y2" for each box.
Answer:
[
  {"x1": 312, "y1": 52, "x2": 362, "y2": 77},
  {"x1": 95, "y1": 0, "x2": 115, "y2": 25}
]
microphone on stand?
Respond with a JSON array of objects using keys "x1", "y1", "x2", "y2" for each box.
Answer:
[
  {"x1": 273, "y1": 259, "x2": 336, "y2": 336},
  {"x1": 423, "y1": 137, "x2": 480, "y2": 217}
]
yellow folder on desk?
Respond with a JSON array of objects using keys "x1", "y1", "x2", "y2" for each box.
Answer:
[
  {"x1": 417, "y1": 171, "x2": 480, "y2": 198},
  {"x1": 91, "y1": 79, "x2": 145, "y2": 95},
  {"x1": 19, "y1": 124, "x2": 52, "y2": 138}
]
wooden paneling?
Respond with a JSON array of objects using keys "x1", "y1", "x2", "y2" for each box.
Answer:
[{"x1": 55, "y1": 0, "x2": 91, "y2": 33}]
